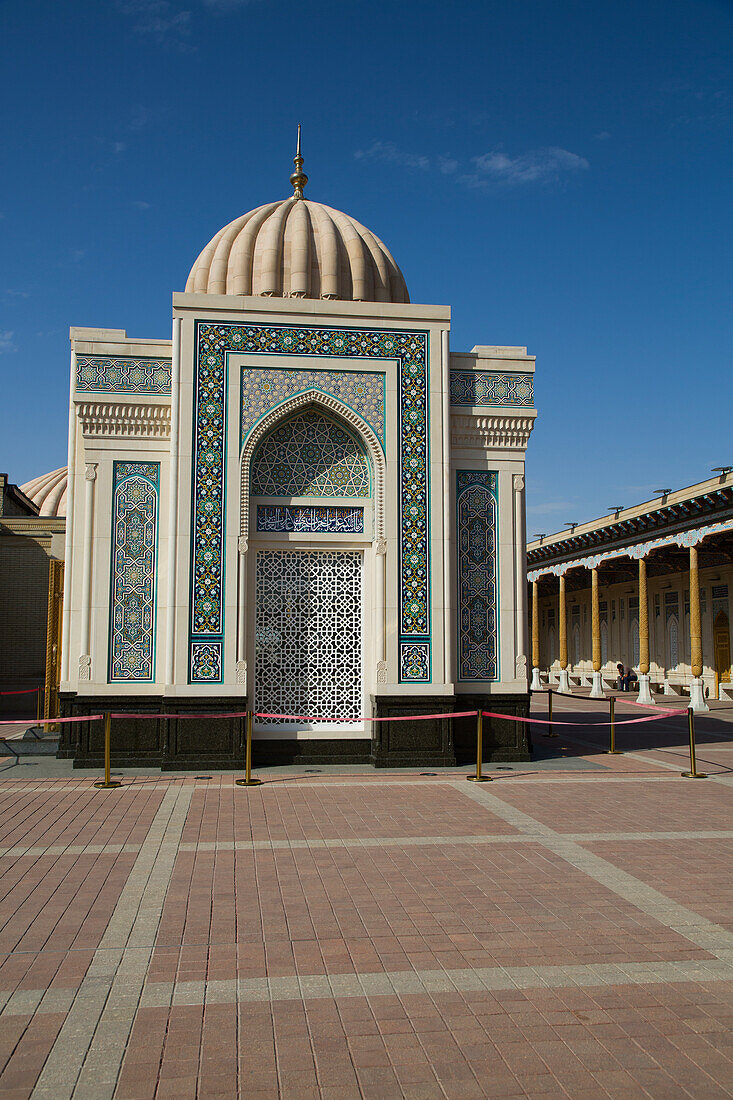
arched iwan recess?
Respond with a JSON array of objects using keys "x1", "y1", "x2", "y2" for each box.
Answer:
[{"x1": 240, "y1": 390, "x2": 386, "y2": 541}]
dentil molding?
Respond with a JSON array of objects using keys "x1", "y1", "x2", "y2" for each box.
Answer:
[
  {"x1": 76, "y1": 402, "x2": 171, "y2": 439},
  {"x1": 451, "y1": 413, "x2": 536, "y2": 451}
]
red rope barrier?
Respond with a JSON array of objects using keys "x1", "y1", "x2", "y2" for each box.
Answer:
[
  {"x1": 0, "y1": 714, "x2": 104, "y2": 727},
  {"x1": 109, "y1": 710, "x2": 479, "y2": 723},
  {"x1": 482, "y1": 709, "x2": 679, "y2": 727}
]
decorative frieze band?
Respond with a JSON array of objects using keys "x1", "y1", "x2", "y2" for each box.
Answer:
[
  {"x1": 76, "y1": 356, "x2": 172, "y2": 395},
  {"x1": 450, "y1": 370, "x2": 533, "y2": 408}
]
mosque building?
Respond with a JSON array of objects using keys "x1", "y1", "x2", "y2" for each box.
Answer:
[{"x1": 17, "y1": 140, "x2": 537, "y2": 768}]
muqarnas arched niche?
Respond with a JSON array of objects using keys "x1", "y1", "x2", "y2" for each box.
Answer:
[{"x1": 240, "y1": 391, "x2": 385, "y2": 542}]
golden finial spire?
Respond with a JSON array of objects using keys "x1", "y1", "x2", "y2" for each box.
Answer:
[{"x1": 290, "y1": 124, "x2": 308, "y2": 199}]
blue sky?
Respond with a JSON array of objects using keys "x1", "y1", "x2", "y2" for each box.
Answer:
[{"x1": 1, "y1": 0, "x2": 730, "y2": 532}]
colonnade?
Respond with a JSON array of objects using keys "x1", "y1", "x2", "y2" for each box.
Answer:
[{"x1": 530, "y1": 544, "x2": 709, "y2": 711}]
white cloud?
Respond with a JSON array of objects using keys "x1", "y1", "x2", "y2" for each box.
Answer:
[
  {"x1": 5, "y1": 289, "x2": 30, "y2": 298},
  {"x1": 0, "y1": 331, "x2": 17, "y2": 353},
  {"x1": 118, "y1": 0, "x2": 256, "y2": 46},
  {"x1": 117, "y1": 1, "x2": 193, "y2": 49},
  {"x1": 201, "y1": 0, "x2": 254, "y2": 7},
  {"x1": 133, "y1": 200, "x2": 152, "y2": 209},
  {"x1": 594, "y1": 131, "x2": 611, "y2": 141},
  {"x1": 112, "y1": 141, "x2": 127, "y2": 155},
  {"x1": 354, "y1": 141, "x2": 588, "y2": 191},
  {"x1": 355, "y1": 141, "x2": 430, "y2": 170},
  {"x1": 470, "y1": 147, "x2": 589, "y2": 187},
  {"x1": 354, "y1": 142, "x2": 459, "y2": 178}
]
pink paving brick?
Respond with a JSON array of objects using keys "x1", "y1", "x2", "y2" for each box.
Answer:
[
  {"x1": 154, "y1": 841, "x2": 711, "y2": 980},
  {"x1": 0, "y1": 786, "x2": 164, "y2": 849},
  {"x1": 180, "y1": 783, "x2": 519, "y2": 845},
  {"x1": 0, "y1": 1011, "x2": 66, "y2": 1094},
  {"x1": 488, "y1": 778, "x2": 733, "y2": 833},
  {"x1": 2, "y1": 769, "x2": 733, "y2": 1097},
  {"x1": 0, "y1": 851, "x2": 137, "y2": 961},
  {"x1": 582, "y1": 837, "x2": 733, "y2": 934},
  {"x1": 109, "y1": 983, "x2": 733, "y2": 1098}
]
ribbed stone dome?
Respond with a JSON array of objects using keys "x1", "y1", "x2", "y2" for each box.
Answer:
[
  {"x1": 20, "y1": 467, "x2": 67, "y2": 517},
  {"x1": 185, "y1": 198, "x2": 409, "y2": 304}
]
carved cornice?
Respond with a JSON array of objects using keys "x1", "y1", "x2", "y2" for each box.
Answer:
[
  {"x1": 451, "y1": 413, "x2": 536, "y2": 451},
  {"x1": 76, "y1": 402, "x2": 171, "y2": 439}
]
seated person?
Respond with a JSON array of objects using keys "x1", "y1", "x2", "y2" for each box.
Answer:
[{"x1": 616, "y1": 663, "x2": 638, "y2": 691}]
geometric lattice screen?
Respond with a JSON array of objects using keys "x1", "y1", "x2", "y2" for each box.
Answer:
[
  {"x1": 109, "y1": 462, "x2": 159, "y2": 682},
  {"x1": 250, "y1": 409, "x2": 371, "y2": 498},
  {"x1": 254, "y1": 550, "x2": 362, "y2": 725}
]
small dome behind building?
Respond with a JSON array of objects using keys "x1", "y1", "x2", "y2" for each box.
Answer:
[
  {"x1": 21, "y1": 467, "x2": 68, "y2": 517},
  {"x1": 185, "y1": 134, "x2": 409, "y2": 304}
]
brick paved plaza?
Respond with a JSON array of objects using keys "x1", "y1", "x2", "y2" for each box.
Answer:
[{"x1": 1, "y1": 698, "x2": 732, "y2": 1098}]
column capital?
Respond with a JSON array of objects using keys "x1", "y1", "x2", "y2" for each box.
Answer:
[
  {"x1": 84, "y1": 463, "x2": 98, "y2": 482},
  {"x1": 513, "y1": 473, "x2": 525, "y2": 492}
]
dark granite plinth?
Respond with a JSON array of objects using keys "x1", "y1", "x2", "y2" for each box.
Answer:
[
  {"x1": 370, "y1": 696, "x2": 457, "y2": 768},
  {"x1": 452, "y1": 693, "x2": 532, "y2": 764},
  {"x1": 161, "y1": 698, "x2": 246, "y2": 771},
  {"x1": 59, "y1": 693, "x2": 164, "y2": 767},
  {"x1": 59, "y1": 690, "x2": 531, "y2": 769},
  {"x1": 59, "y1": 694, "x2": 248, "y2": 769},
  {"x1": 251, "y1": 739, "x2": 371, "y2": 767}
]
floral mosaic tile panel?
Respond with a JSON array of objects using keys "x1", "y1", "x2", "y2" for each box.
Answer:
[
  {"x1": 109, "y1": 462, "x2": 159, "y2": 682},
  {"x1": 241, "y1": 367, "x2": 385, "y2": 446},
  {"x1": 456, "y1": 470, "x2": 498, "y2": 681}
]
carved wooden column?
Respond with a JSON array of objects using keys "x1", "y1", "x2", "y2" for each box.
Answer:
[
  {"x1": 636, "y1": 556, "x2": 654, "y2": 704},
  {"x1": 689, "y1": 544, "x2": 708, "y2": 710},
  {"x1": 589, "y1": 566, "x2": 605, "y2": 698}
]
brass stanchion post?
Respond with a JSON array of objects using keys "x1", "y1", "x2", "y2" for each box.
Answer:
[
  {"x1": 605, "y1": 695, "x2": 622, "y2": 754},
  {"x1": 236, "y1": 710, "x2": 262, "y2": 787},
  {"x1": 682, "y1": 706, "x2": 707, "y2": 779},
  {"x1": 467, "y1": 710, "x2": 492, "y2": 782},
  {"x1": 545, "y1": 689, "x2": 558, "y2": 737},
  {"x1": 94, "y1": 713, "x2": 122, "y2": 789}
]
